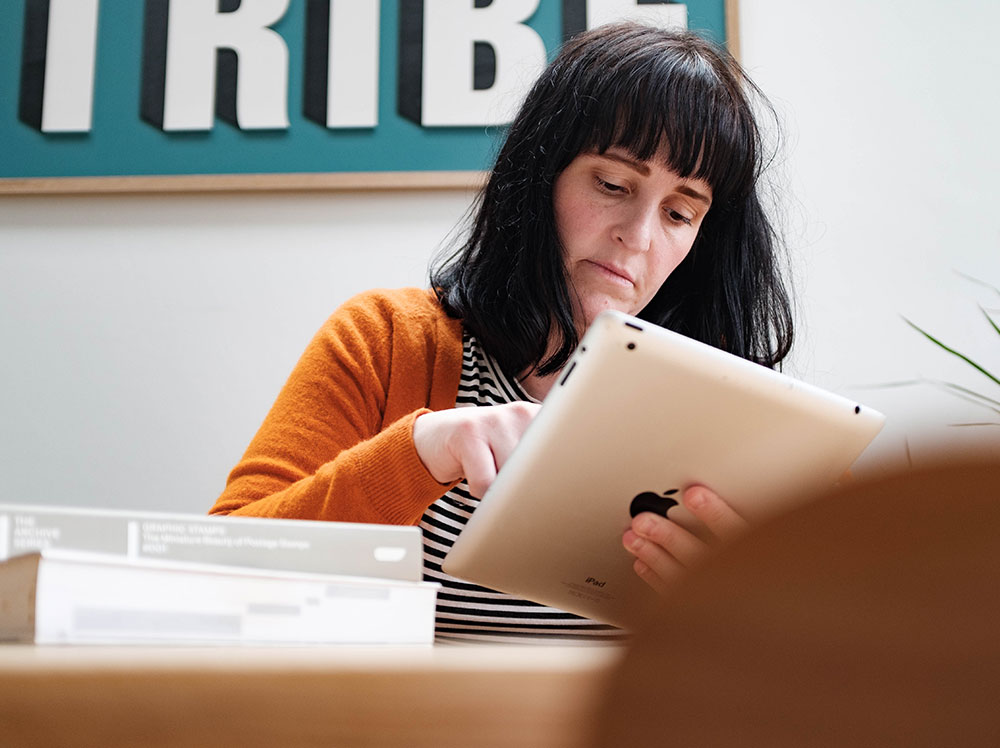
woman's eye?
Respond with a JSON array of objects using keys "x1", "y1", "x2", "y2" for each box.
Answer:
[
  {"x1": 667, "y1": 209, "x2": 693, "y2": 226},
  {"x1": 597, "y1": 178, "x2": 626, "y2": 194}
]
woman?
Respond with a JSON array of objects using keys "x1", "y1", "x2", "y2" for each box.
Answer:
[{"x1": 211, "y1": 22, "x2": 794, "y2": 642}]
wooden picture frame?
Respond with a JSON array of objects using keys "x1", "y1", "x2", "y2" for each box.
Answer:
[{"x1": 1, "y1": 0, "x2": 738, "y2": 195}]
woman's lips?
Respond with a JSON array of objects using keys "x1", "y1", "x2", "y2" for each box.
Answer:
[{"x1": 587, "y1": 260, "x2": 634, "y2": 286}]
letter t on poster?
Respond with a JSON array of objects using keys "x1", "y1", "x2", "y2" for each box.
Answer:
[{"x1": 19, "y1": 0, "x2": 100, "y2": 133}]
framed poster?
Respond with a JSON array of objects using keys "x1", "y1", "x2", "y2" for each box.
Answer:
[{"x1": 0, "y1": 0, "x2": 737, "y2": 194}]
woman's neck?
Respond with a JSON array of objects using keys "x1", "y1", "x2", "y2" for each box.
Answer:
[
  {"x1": 519, "y1": 369, "x2": 559, "y2": 402},
  {"x1": 518, "y1": 320, "x2": 586, "y2": 402}
]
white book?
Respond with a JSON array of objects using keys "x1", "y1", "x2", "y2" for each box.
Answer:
[
  {"x1": 0, "y1": 550, "x2": 439, "y2": 645},
  {"x1": 0, "y1": 503, "x2": 422, "y2": 582}
]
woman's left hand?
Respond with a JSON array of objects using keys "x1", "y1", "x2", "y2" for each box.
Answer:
[{"x1": 622, "y1": 485, "x2": 749, "y2": 596}]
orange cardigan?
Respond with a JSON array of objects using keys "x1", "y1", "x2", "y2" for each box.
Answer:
[{"x1": 210, "y1": 288, "x2": 464, "y2": 525}]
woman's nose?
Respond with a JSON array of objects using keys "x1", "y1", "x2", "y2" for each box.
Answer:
[{"x1": 613, "y1": 202, "x2": 657, "y2": 253}]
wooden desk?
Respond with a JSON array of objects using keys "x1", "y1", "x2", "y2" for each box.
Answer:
[{"x1": 0, "y1": 644, "x2": 623, "y2": 748}]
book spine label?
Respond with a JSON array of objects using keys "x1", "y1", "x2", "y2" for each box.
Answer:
[{"x1": 0, "y1": 505, "x2": 421, "y2": 581}]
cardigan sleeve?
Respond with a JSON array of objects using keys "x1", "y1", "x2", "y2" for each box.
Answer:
[{"x1": 208, "y1": 289, "x2": 462, "y2": 525}]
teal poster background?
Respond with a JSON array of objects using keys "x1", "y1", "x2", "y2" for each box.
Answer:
[{"x1": 0, "y1": 1, "x2": 728, "y2": 181}]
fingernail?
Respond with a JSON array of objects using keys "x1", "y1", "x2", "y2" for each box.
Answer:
[
  {"x1": 623, "y1": 530, "x2": 643, "y2": 552},
  {"x1": 634, "y1": 514, "x2": 654, "y2": 536},
  {"x1": 685, "y1": 487, "x2": 706, "y2": 508}
]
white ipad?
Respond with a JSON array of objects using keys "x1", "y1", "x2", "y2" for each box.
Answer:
[{"x1": 442, "y1": 310, "x2": 885, "y2": 629}]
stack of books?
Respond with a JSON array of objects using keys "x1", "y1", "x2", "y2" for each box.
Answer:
[{"x1": 0, "y1": 503, "x2": 438, "y2": 646}]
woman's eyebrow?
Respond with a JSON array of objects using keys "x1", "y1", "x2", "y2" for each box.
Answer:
[
  {"x1": 598, "y1": 151, "x2": 650, "y2": 176},
  {"x1": 598, "y1": 152, "x2": 712, "y2": 206},
  {"x1": 677, "y1": 185, "x2": 712, "y2": 206}
]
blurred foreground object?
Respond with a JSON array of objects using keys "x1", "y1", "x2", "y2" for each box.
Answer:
[{"x1": 593, "y1": 454, "x2": 1000, "y2": 748}]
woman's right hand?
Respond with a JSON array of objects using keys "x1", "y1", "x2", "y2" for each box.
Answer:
[{"x1": 412, "y1": 403, "x2": 541, "y2": 498}]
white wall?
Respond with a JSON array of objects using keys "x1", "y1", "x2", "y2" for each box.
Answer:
[
  {"x1": 0, "y1": 191, "x2": 475, "y2": 511},
  {"x1": 1, "y1": 0, "x2": 997, "y2": 513},
  {"x1": 740, "y1": 0, "x2": 1000, "y2": 470}
]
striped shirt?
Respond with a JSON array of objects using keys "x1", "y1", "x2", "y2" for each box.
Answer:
[{"x1": 419, "y1": 333, "x2": 627, "y2": 643}]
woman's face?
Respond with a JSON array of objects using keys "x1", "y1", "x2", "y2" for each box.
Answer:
[{"x1": 553, "y1": 147, "x2": 712, "y2": 333}]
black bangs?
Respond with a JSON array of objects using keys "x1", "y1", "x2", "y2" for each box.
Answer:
[{"x1": 566, "y1": 28, "x2": 762, "y2": 206}]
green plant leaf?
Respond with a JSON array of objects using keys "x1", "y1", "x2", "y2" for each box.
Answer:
[
  {"x1": 933, "y1": 379, "x2": 1000, "y2": 414},
  {"x1": 902, "y1": 316, "x2": 1000, "y2": 389},
  {"x1": 981, "y1": 305, "x2": 1000, "y2": 340},
  {"x1": 955, "y1": 270, "x2": 1000, "y2": 299}
]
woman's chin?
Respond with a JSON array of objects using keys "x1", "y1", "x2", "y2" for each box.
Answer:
[{"x1": 580, "y1": 298, "x2": 633, "y2": 328}]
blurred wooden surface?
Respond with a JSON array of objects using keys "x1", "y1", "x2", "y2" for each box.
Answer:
[
  {"x1": 0, "y1": 644, "x2": 622, "y2": 748},
  {"x1": 593, "y1": 455, "x2": 1000, "y2": 748}
]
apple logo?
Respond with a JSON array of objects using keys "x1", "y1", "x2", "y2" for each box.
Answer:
[{"x1": 629, "y1": 489, "x2": 679, "y2": 518}]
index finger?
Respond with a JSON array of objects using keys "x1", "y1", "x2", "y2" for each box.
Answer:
[
  {"x1": 488, "y1": 402, "x2": 541, "y2": 470},
  {"x1": 459, "y1": 437, "x2": 499, "y2": 498}
]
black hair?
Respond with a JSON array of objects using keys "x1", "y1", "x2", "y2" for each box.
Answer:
[{"x1": 430, "y1": 22, "x2": 794, "y2": 377}]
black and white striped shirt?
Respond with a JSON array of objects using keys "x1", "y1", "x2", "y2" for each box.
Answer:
[{"x1": 419, "y1": 333, "x2": 626, "y2": 643}]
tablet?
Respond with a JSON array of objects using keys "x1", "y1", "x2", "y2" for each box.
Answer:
[{"x1": 442, "y1": 310, "x2": 885, "y2": 628}]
